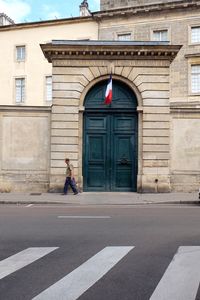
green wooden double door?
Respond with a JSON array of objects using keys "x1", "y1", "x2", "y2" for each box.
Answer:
[{"x1": 83, "y1": 113, "x2": 137, "y2": 191}]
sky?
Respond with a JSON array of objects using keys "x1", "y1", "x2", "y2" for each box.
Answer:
[{"x1": 0, "y1": 0, "x2": 100, "y2": 23}]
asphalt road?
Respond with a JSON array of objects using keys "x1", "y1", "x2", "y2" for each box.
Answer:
[{"x1": 0, "y1": 203, "x2": 200, "y2": 300}]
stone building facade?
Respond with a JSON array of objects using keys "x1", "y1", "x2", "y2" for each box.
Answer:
[
  {"x1": 100, "y1": 0, "x2": 184, "y2": 10},
  {"x1": 41, "y1": 40, "x2": 180, "y2": 193},
  {"x1": 0, "y1": 0, "x2": 200, "y2": 193},
  {"x1": 95, "y1": 0, "x2": 200, "y2": 191}
]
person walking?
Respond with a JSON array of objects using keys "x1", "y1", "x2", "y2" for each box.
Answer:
[{"x1": 63, "y1": 158, "x2": 78, "y2": 195}]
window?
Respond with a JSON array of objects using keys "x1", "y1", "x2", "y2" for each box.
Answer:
[
  {"x1": 16, "y1": 46, "x2": 25, "y2": 61},
  {"x1": 153, "y1": 30, "x2": 168, "y2": 41},
  {"x1": 191, "y1": 26, "x2": 200, "y2": 44},
  {"x1": 117, "y1": 33, "x2": 131, "y2": 41},
  {"x1": 15, "y1": 78, "x2": 25, "y2": 103},
  {"x1": 191, "y1": 65, "x2": 200, "y2": 93},
  {"x1": 45, "y1": 76, "x2": 52, "y2": 102}
]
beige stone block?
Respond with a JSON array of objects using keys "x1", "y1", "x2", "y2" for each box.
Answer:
[
  {"x1": 53, "y1": 90, "x2": 81, "y2": 99},
  {"x1": 51, "y1": 136, "x2": 78, "y2": 144},
  {"x1": 143, "y1": 137, "x2": 169, "y2": 145},
  {"x1": 50, "y1": 168, "x2": 66, "y2": 175},
  {"x1": 53, "y1": 67, "x2": 94, "y2": 82},
  {"x1": 141, "y1": 175, "x2": 171, "y2": 193},
  {"x1": 134, "y1": 75, "x2": 169, "y2": 86},
  {"x1": 53, "y1": 75, "x2": 89, "y2": 86},
  {"x1": 121, "y1": 67, "x2": 133, "y2": 78},
  {"x1": 143, "y1": 122, "x2": 170, "y2": 129},
  {"x1": 143, "y1": 107, "x2": 169, "y2": 114},
  {"x1": 51, "y1": 121, "x2": 79, "y2": 129},
  {"x1": 51, "y1": 129, "x2": 78, "y2": 137},
  {"x1": 52, "y1": 106, "x2": 79, "y2": 114},
  {"x1": 143, "y1": 160, "x2": 169, "y2": 167},
  {"x1": 53, "y1": 99, "x2": 79, "y2": 106},
  {"x1": 51, "y1": 114, "x2": 79, "y2": 122},
  {"x1": 143, "y1": 145, "x2": 170, "y2": 152},
  {"x1": 141, "y1": 91, "x2": 169, "y2": 99},
  {"x1": 53, "y1": 82, "x2": 84, "y2": 92},
  {"x1": 143, "y1": 98, "x2": 169, "y2": 106},
  {"x1": 51, "y1": 144, "x2": 78, "y2": 152},
  {"x1": 89, "y1": 67, "x2": 101, "y2": 77},
  {"x1": 0, "y1": 181, "x2": 12, "y2": 193},
  {"x1": 115, "y1": 67, "x2": 123, "y2": 75},
  {"x1": 51, "y1": 152, "x2": 78, "y2": 160},
  {"x1": 143, "y1": 129, "x2": 169, "y2": 137},
  {"x1": 143, "y1": 167, "x2": 170, "y2": 175},
  {"x1": 98, "y1": 67, "x2": 108, "y2": 76},
  {"x1": 143, "y1": 114, "x2": 169, "y2": 122},
  {"x1": 139, "y1": 82, "x2": 169, "y2": 92},
  {"x1": 129, "y1": 67, "x2": 169, "y2": 82},
  {"x1": 171, "y1": 175, "x2": 200, "y2": 192},
  {"x1": 143, "y1": 152, "x2": 170, "y2": 160},
  {"x1": 51, "y1": 160, "x2": 78, "y2": 168}
]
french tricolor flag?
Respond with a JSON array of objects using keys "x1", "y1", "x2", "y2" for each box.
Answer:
[{"x1": 104, "y1": 74, "x2": 112, "y2": 105}]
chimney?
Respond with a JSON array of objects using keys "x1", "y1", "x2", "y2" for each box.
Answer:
[{"x1": 79, "y1": 0, "x2": 91, "y2": 17}]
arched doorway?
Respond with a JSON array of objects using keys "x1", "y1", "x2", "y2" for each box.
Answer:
[{"x1": 83, "y1": 79, "x2": 138, "y2": 192}]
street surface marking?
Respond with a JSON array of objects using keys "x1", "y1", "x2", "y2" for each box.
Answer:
[
  {"x1": 150, "y1": 246, "x2": 200, "y2": 300},
  {"x1": 26, "y1": 204, "x2": 34, "y2": 207},
  {"x1": 32, "y1": 246, "x2": 134, "y2": 300},
  {"x1": 0, "y1": 247, "x2": 58, "y2": 280},
  {"x1": 57, "y1": 215, "x2": 111, "y2": 219}
]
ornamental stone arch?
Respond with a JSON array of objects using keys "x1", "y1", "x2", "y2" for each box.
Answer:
[{"x1": 41, "y1": 40, "x2": 180, "y2": 193}]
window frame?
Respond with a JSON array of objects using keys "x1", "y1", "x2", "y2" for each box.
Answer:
[
  {"x1": 150, "y1": 26, "x2": 171, "y2": 43},
  {"x1": 15, "y1": 45, "x2": 26, "y2": 62},
  {"x1": 190, "y1": 25, "x2": 200, "y2": 45},
  {"x1": 151, "y1": 29, "x2": 169, "y2": 42},
  {"x1": 44, "y1": 75, "x2": 53, "y2": 104},
  {"x1": 14, "y1": 77, "x2": 26, "y2": 104},
  {"x1": 190, "y1": 64, "x2": 200, "y2": 94},
  {"x1": 115, "y1": 31, "x2": 133, "y2": 41}
]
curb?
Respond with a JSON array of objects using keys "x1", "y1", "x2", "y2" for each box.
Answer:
[{"x1": 0, "y1": 200, "x2": 199, "y2": 205}]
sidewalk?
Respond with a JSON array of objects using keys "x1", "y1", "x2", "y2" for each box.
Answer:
[{"x1": 0, "y1": 192, "x2": 199, "y2": 205}]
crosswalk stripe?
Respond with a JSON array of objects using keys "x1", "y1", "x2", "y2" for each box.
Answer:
[
  {"x1": 150, "y1": 246, "x2": 200, "y2": 300},
  {"x1": 0, "y1": 247, "x2": 58, "y2": 280},
  {"x1": 57, "y1": 216, "x2": 111, "y2": 219},
  {"x1": 32, "y1": 246, "x2": 134, "y2": 300}
]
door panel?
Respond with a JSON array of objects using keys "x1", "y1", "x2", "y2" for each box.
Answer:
[
  {"x1": 84, "y1": 113, "x2": 137, "y2": 191},
  {"x1": 87, "y1": 134, "x2": 107, "y2": 189}
]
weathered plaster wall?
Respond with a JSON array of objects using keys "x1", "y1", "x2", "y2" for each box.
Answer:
[
  {"x1": 0, "y1": 107, "x2": 51, "y2": 192},
  {"x1": 171, "y1": 115, "x2": 200, "y2": 192}
]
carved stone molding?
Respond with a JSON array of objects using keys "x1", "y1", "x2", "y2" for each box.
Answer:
[
  {"x1": 95, "y1": 0, "x2": 200, "y2": 19},
  {"x1": 41, "y1": 40, "x2": 181, "y2": 63}
]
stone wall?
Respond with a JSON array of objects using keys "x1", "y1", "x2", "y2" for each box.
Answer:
[
  {"x1": 100, "y1": 0, "x2": 183, "y2": 10},
  {"x1": 170, "y1": 105, "x2": 200, "y2": 192},
  {"x1": 0, "y1": 107, "x2": 51, "y2": 192}
]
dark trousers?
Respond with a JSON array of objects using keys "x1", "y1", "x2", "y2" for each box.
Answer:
[{"x1": 63, "y1": 177, "x2": 78, "y2": 194}]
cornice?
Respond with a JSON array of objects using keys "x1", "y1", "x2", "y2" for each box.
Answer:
[
  {"x1": 0, "y1": 105, "x2": 52, "y2": 112},
  {"x1": 170, "y1": 101, "x2": 200, "y2": 113},
  {"x1": 94, "y1": 0, "x2": 200, "y2": 19},
  {"x1": 185, "y1": 53, "x2": 200, "y2": 59},
  {"x1": 41, "y1": 41, "x2": 181, "y2": 63},
  {"x1": 0, "y1": 16, "x2": 93, "y2": 32}
]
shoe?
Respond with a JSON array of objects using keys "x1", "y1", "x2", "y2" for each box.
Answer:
[{"x1": 73, "y1": 192, "x2": 78, "y2": 195}]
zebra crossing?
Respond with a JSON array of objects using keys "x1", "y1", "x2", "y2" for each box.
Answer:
[{"x1": 0, "y1": 246, "x2": 200, "y2": 300}]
